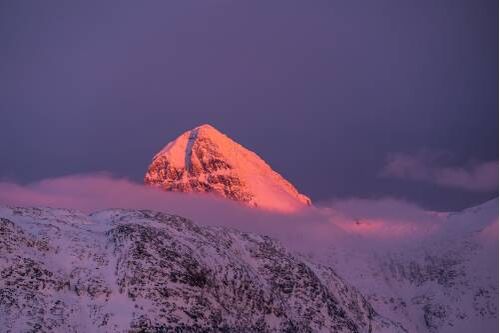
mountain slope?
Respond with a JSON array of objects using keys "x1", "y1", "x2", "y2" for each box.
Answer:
[
  {"x1": 321, "y1": 198, "x2": 499, "y2": 333},
  {"x1": 144, "y1": 124, "x2": 311, "y2": 212},
  {"x1": 0, "y1": 206, "x2": 404, "y2": 333}
]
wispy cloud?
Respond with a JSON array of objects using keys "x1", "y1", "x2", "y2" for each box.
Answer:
[
  {"x1": 0, "y1": 173, "x2": 495, "y2": 258},
  {"x1": 382, "y1": 152, "x2": 498, "y2": 192}
]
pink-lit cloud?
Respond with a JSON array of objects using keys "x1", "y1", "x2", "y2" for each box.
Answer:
[
  {"x1": 0, "y1": 173, "x2": 487, "y2": 256},
  {"x1": 382, "y1": 152, "x2": 498, "y2": 192}
]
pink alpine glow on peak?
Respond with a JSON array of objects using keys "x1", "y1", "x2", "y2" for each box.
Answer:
[{"x1": 145, "y1": 124, "x2": 312, "y2": 212}]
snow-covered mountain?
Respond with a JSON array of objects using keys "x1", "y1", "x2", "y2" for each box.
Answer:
[
  {"x1": 144, "y1": 124, "x2": 311, "y2": 212},
  {"x1": 0, "y1": 206, "x2": 404, "y2": 333},
  {"x1": 320, "y1": 198, "x2": 499, "y2": 333}
]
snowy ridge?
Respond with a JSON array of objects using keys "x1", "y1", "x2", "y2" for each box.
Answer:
[
  {"x1": 145, "y1": 124, "x2": 312, "y2": 212},
  {"x1": 0, "y1": 206, "x2": 403, "y2": 332}
]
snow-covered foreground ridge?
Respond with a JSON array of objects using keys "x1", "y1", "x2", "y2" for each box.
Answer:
[
  {"x1": 145, "y1": 124, "x2": 311, "y2": 212},
  {"x1": 0, "y1": 206, "x2": 403, "y2": 333}
]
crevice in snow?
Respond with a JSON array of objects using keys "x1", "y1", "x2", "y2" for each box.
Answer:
[{"x1": 184, "y1": 128, "x2": 199, "y2": 173}]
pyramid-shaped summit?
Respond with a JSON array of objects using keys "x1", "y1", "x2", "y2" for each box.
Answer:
[{"x1": 145, "y1": 124, "x2": 311, "y2": 212}]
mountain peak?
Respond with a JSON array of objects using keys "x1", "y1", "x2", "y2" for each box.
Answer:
[
  {"x1": 194, "y1": 123, "x2": 218, "y2": 132},
  {"x1": 145, "y1": 125, "x2": 311, "y2": 212},
  {"x1": 189, "y1": 123, "x2": 221, "y2": 139}
]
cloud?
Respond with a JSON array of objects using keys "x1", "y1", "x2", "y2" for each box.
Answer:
[
  {"x1": 0, "y1": 173, "x2": 496, "y2": 259},
  {"x1": 382, "y1": 152, "x2": 498, "y2": 192}
]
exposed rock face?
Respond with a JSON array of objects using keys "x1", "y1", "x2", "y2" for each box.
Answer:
[
  {"x1": 145, "y1": 124, "x2": 311, "y2": 212},
  {"x1": 0, "y1": 206, "x2": 404, "y2": 333}
]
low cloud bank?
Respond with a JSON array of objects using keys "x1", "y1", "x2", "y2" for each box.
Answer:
[
  {"x1": 382, "y1": 152, "x2": 498, "y2": 192},
  {"x1": 0, "y1": 173, "x2": 496, "y2": 256}
]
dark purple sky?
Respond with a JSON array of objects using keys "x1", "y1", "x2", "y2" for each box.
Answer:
[{"x1": 0, "y1": 1, "x2": 497, "y2": 211}]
